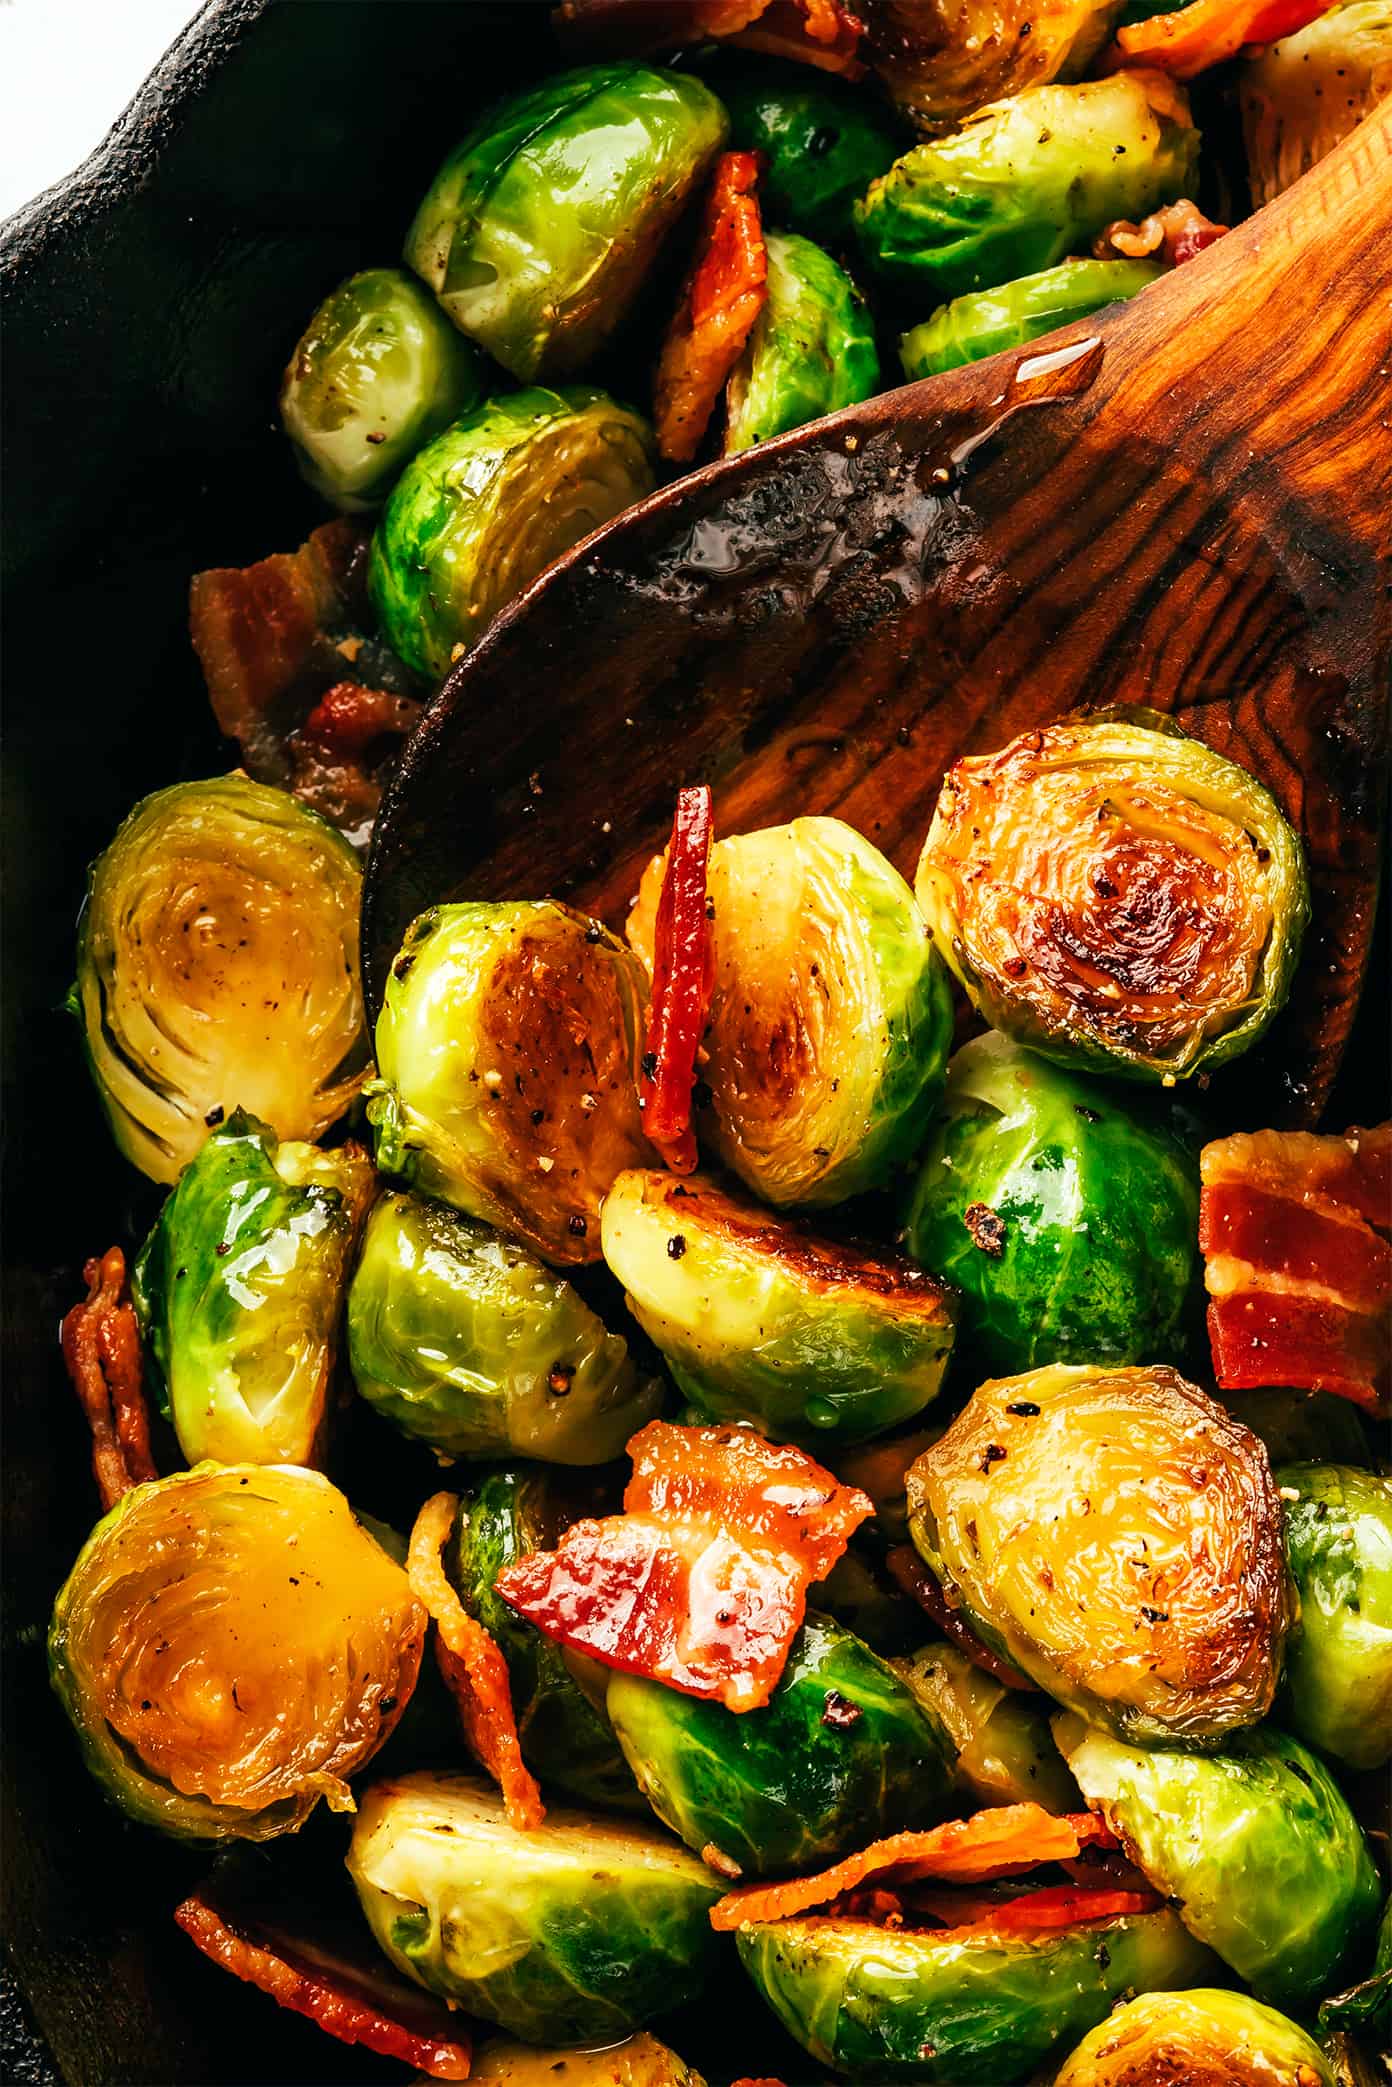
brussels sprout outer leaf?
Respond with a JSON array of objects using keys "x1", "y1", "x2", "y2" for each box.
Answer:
[
  {"x1": 724, "y1": 229, "x2": 880, "y2": 453},
  {"x1": 640, "y1": 784, "x2": 714, "y2": 1170},
  {"x1": 1320, "y1": 1895, "x2": 1392, "y2": 2037},
  {"x1": 712, "y1": 58, "x2": 903, "y2": 244},
  {"x1": 892, "y1": 1641, "x2": 1082, "y2": 1813},
  {"x1": 654, "y1": 151, "x2": 768, "y2": 466},
  {"x1": 1109, "y1": 0, "x2": 1328, "y2": 77},
  {"x1": 1276, "y1": 1462, "x2": 1392, "y2": 1771},
  {"x1": 900, "y1": 258, "x2": 1163, "y2": 380},
  {"x1": 1052, "y1": 1987, "x2": 1337, "y2": 2087}
]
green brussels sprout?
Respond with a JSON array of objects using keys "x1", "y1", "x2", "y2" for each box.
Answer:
[
  {"x1": 601, "y1": 1169, "x2": 957, "y2": 1447},
  {"x1": 906, "y1": 1363, "x2": 1290, "y2": 1745},
  {"x1": 1055, "y1": 1715, "x2": 1382, "y2": 2010},
  {"x1": 607, "y1": 1611, "x2": 955, "y2": 1876},
  {"x1": 368, "y1": 388, "x2": 655, "y2": 680},
  {"x1": 900, "y1": 257, "x2": 1162, "y2": 379},
  {"x1": 71, "y1": 775, "x2": 368, "y2": 1184},
  {"x1": 369, "y1": 901, "x2": 652, "y2": 1265},
  {"x1": 348, "y1": 1772, "x2": 722, "y2": 2044},
  {"x1": 472, "y1": 2033, "x2": 705, "y2": 2085},
  {"x1": 1242, "y1": 4, "x2": 1392, "y2": 209},
  {"x1": 900, "y1": 1033, "x2": 1200, "y2": 1375},
  {"x1": 711, "y1": 59, "x2": 903, "y2": 244},
  {"x1": 279, "y1": 267, "x2": 487, "y2": 511},
  {"x1": 346, "y1": 1193, "x2": 661, "y2": 1464},
  {"x1": 855, "y1": 0, "x2": 1123, "y2": 138},
  {"x1": 892, "y1": 1641, "x2": 1081, "y2": 1813},
  {"x1": 855, "y1": 71, "x2": 1199, "y2": 302},
  {"x1": 49, "y1": 1464, "x2": 424, "y2": 1841},
  {"x1": 1322, "y1": 1894, "x2": 1392, "y2": 2041},
  {"x1": 1277, "y1": 1462, "x2": 1392, "y2": 1772},
  {"x1": 737, "y1": 1906, "x2": 1217, "y2": 2081},
  {"x1": 1053, "y1": 1988, "x2": 1337, "y2": 2087},
  {"x1": 404, "y1": 65, "x2": 728, "y2": 381},
  {"x1": 723, "y1": 230, "x2": 880, "y2": 453},
  {"x1": 1222, "y1": 1387, "x2": 1373, "y2": 1470}
]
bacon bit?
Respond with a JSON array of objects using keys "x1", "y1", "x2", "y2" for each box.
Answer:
[
  {"x1": 1106, "y1": 0, "x2": 1327, "y2": 77},
  {"x1": 641, "y1": 785, "x2": 714, "y2": 1172},
  {"x1": 655, "y1": 154, "x2": 768, "y2": 465},
  {"x1": 731, "y1": 2079, "x2": 791, "y2": 2087},
  {"x1": 497, "y1": 1422, "x2": 872, "y2": 1713},
  {"x1": 702, "y1": 1841, "x2": 744, "y2": 1879},
  {"x1": 297, "y1": 681, "x2": 422, "y2": 761},
  {"x1": 60, "y1": 1247, "x2": 158, "y2": 1513},
  {"x1": 407, "y1": 1493, "x2": 544, "y2": 1831},
  {"x1": 884, "y1": 1545, "x2": 1036, "y2": 1692},
  {"x1": 175, "y1": 1889, "x2": 472, "y2": 2079},
  {"x1": 554, "y1": 2, "x2": 864, "y2": 75},
  {"x1": 1095, "y1": 200, "x2": 1228, "y2": 268}
]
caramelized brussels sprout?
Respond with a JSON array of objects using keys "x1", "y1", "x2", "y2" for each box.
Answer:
[
  {"x1": 348, "y1": 1772, "x2": 721, "y2": 2044},
  {"x1": 132, "y1": 1111, "x2": 373, "y2": 1468},
  {"x1": 347, "y1": 1193, "x2": 660, "y2": 1463},
  {"x1": 601, "y1": 1169, "x2": 957, "y2": 1447},
  {"x1": 369, "y1": 902, "x2": 651, "y2": 1265},
  {"x1": 915, "y1": 712, "x2": 1308, "y2": 1082},
  {"x1": 906, "y1": 1363, "x2": 1289, "y2": 1744},
  {"x1": 404, "y1": 64, "x2": 727, "y2": 380},
  {"x1": 900, "y1": 257, "x2": 1162, "y2": 378},
  {"x1": 713, "y1": 59, "x2": 903, "y2": 243},
  {"x1": 901, "y1": 1033, "x2": 1200, "y2": 1374},
  {"x1": 1053, "y1": 1988, "x2": 1336, "y2": 2087},
  {"x1": 857, "y1": 1, "x2": 1123, "y2": 136},
  {"x1": 368, "y1": 388, "x2": 655, "y2": 680},
  {"x1": 1056, "y1": 1716, "x2": 1381, "y2": 2009},
  {"x1": 893, "y1": 1641, "x2": 1081, "y2": 1811},
  {"x1": 1277, "y1": 1462, "x2": 1392, "y2": 1772},
  {"x1": 856, "y1": 72, "x2": 1198, "y2": 301},
  {"x1": 473, "y1": 2033, "x2": 705, "y2": 2085},
  {"x1": 723, "y1": 231, "x2": 880, "y2": 453},
  {"x1": 71, "y1": 775, "x2": 368, "y2": 1184},
  {"x1": 279, "y1": 267, "x2": 487, "y2": 510},
  {"x1": 49, "y1": 1465, "x2": 423, "y2": 1840},
  {"x1": 1242, "y1": 4, "x2": 1392, "y2": 208}
]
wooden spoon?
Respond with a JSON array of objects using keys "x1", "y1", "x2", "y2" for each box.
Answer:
[{"x1": 364, "y1": 105, "x2": 1391, "y2": 1127}]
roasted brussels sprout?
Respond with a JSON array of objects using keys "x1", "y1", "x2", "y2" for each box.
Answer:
[
  {"x1": 368, "y1": 388, "x2": 656, "y2": 680},
  {"x1": 347, "y1": 1193, "x2": 660, "y2": 1463},
  {"x1": 723, "y1": 230, "x2": 880, "y2": 452},
  {"x1": 1056, "y1": 1716, "x2": 1382, "y2": 2009},
  {"x1": 901, "y1": 1033, "x2": 1200, "y2": 1374},
  {"x1": 473, "y1": 2033, "x2": 705, "y2": 2085},
  {"x1": 1242, "y1": 4, "x2": 1392, "y2": 208},
  {"x1": 900, "y1": 257, "x2": 1162, "y2": 378},
  {"x1": 1053, "y1": 1988, "x2": 1336, "y2": 2087},
  {"x1": 279, "y1": 267, "x2": 487, "y2": 510},
  {"x1": 1222, "y1": 1387, "x2": 1373, "y2": 1470},
  {"x1": 71, "y1": 775, "x2": 368, "y2": 1184},
  {"x1": 857, "y1": 0, "x2": 1123, "y2": 136},
  {"x1": 1277, "y1": 1462, "x2": 1392, "y2": 1772},
  {"x1": 49, "y1": 1465, "x2": 423, "y2": 1840},
  {"x1": 906, "y1": 1363, "x2": 1289, "y2": 1743},
  {"x1": 132, "y1": 1111, "x2": 373, "y2": 1468},
  {"x1": 404, "y1": 65, "x2": 727, "y2": 381},
  {"x1": 893, "y1": 1640, "x2": 1081, "y2": 1811},
  {"x1": 915, "y1": 713, "x2": 1309, "y2": 1082},
  {"x1": 602, "y1": 1169, "x2": 957, "y2": 1447},
  {"x1": 1322, "y1": 1893, "x2": 1392, "y2": 2042},
  {"x1": 348, "y1": 1772, "x2": 722, "y2": 2044},
  {"x1": 712, "y1": 59, "x2": 903, "y2": 244},
  {"x1": 369, "y1": 901, "x2": 652, "y2": 1264},
  {"x1": 856, "y1": 72, "x2": 1199, "y2": 301}
]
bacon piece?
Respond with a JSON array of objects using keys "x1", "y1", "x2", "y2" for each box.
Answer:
[
  {"x1": 1107, "y1": 0, "x2": 1327, "y2": 78},
  {"x1": 1095, "y1": 199, "x2": 1228, "y2": 268},
  {"x1": 655, "y1": 153, "x2": 768, "y2": 465},
  {"x1": 408, "y1": 1493, "x2": 544, "y2": 1831},
  {"x1": 641, "y1": 785, "x2": 715, "y2": 1172},
  {"x1": 555, "y1": 2, "x2": 864, "y2": 75},
  {"x1": 60, "y1": 1247, "x2": 158, "y2": 1513},
  {"x1": 497, "y1": 1422, "x2": 872, "y2": 1713},
  {"x1": 884, "y1": 1544, "x2": 1036, "y2": 1691},
  {"x1": 175, "y1": 1889, "x2": 472, "y2": 2079}
]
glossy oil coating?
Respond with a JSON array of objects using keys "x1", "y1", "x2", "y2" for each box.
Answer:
[
  {"x1": 856, "y1": 0, "x2": 1120, "y2": 135},
  {"x1": 901, "y1": 258, "x2": 1163, "y2": 378},
  {"x1": 1052, "y1": 1986, "x2": 1335, "y2": 2087},
  {"x1": 1277, "y1": 1462, "x2": 1392, "y2": 1771},
  {"x1": 725, "y1": 231, "x2": 880, "y2": 453}
]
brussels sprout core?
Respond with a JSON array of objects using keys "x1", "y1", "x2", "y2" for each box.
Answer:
[
  {"x1": 1052, "y1": 1986, "x2": 1337, "y2": 2087},
  {"x1": 724, "y1": 230, "x2": 880, "y2": 453}
]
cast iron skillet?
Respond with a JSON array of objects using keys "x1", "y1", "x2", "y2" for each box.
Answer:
[{"x1": 1, "y1": 6, "x2": 1386, "y2": 2084}]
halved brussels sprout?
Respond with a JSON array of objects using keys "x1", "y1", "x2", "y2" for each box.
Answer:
[
  {"x1": 1053, "y1": 1988, "x2": 1336, "y2": 2087},
  {"x1": 900, "y1": 257, "x2": 1162, "y2": 379},
  {"x1": 607, "y1": 1610, "x2": 955, "y2": 1876},
  {"x1": 857, "y1": 1, "x2": 1123, "y2": 137},
  {"x1": 473, "y1": 2032, "x2": 705, "y2": 2085},
  {"x1": 855, "y1": 71, "x2": 1198, "y2": 301},
  {"x1": 132, "y1": 1111, "x2": 373, "y2": 1468},
  {"x1": 347, "y1": 1193, "x2": 661, "y2": 1463},
  {"x1": 1242, "y1": 4, "x2": 1392, "y2": 209},
  {"x1": 723, "y1": 230, "x2": 880, "y2": 453},
  {"x1": 369, "y1": 901, "x2": 652, "y2": 1265},
  {"x1": 711, "y1": 58, "x2": 903, "y2": 244},
  {"x1": 49, "y1": 1464, "x2": 423, "y2": 1840},
  {"x1": 901, "y1": 1033, "x2": 1200, "y2": 1375},
  {"x1": 404, "y1": 64, "x2": 728, "y2": 381},
  {"x1": 893, "y1": 1640, "x2": 1081, "y2": 1812},
  {"x1": 915, "y1": 712, "x2": 1309, "y2": 1082},
  {"x1": 71, "y1": 775, "x2": 368, "y2": 1184},
  {"x1": 601, "y1": 1169, "x2": 957, "y2": 1447},
  {"x1": 348, "y1": 1772, "x2": 721, "y2": 2044},
  {"x1": 906, "y1": 1363, "x2": 1289, "y2": 1744},
  {"x1": 1056, "y1": 1716, "x2": 1381, "y2": 2010},
  {"x1": 279, "y1": 267, "x2": 487, "y2": 511},
  {"x1": 368, "y1": 388, "x2": 656, "y2": 680},
  {"x1": 1277, "y1": 1462, "x2": 1392, "y2": 1772},
  {"x1": 1222, "y1": 1387, "x2": 1373, "y2": 1470}
]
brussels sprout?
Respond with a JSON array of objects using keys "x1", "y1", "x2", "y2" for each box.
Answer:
[
  {"x1": 348, "y1": 1772, "x2": 721, "y2": 2044},
  {"x1": 1242, "y1": 4, "x2": 1392, "y2": 209},
  {"x1": 900, "y1": 1033, "x2": 1200, "y2": 1375},
  {"x1": 722, "y1": 230, "x2": 880, "y2": 453},
  {"x1": 856, "y1": 1, "x2": 1123, "y2": 137},
  {"x1": 1056, "y1": 1716, "x2": 1382, "y2": 2009},
  {"x1": 368, "y1": 388, "x2": 655, "y2": 680},
  {"x1": 900, "y1": 257, "x2": 1162, "y2": 378},
  {"x1": 404, "y1": 65, "x2": 727, "y2": 381},
  {"x1": 711, "y1": 59, "x2": 903, "y2": 244},
  {"x1": 472, "y1": 2033, "x2": 705, "y2": 2085},
  {"x1": 856, "y1": 71, "x2": 1199, "y2": 302},
  {"x1": 601, "y1": 1169, "x2": 957, "y2": 1447},
  {"x1": 607, "y1": 1610, "x2": 955, "y2": 1876},
  {"x1": 1223, "y1": 1387, "x2": 1374, "y2": 1469},
  {"x1": 1322, "y1": 1894, "x2": 1392, "y2": 2041},
  {"x1": 347, "y1": 1193, "x2": 661, "y2": 1464},
  {"x1": 914, "y1": 712, "x2": 1309, "y2": 1083},
  {"x1": 279, "y1": 268, "x2": 487, "y2": 511},
  {"x1": 737, "y1": 1906, "x2": 1217, "y2": 2081},
  {"x1": 369, "y1": 902, "x2": 652, "y2": 1264},
  {"x1": 71, "y1": 775, "x2": 368, "y2": 1184},
  {"x1": 1053, "y1": 1988, "x2": 1337, "y2": 2087},
  {"x1": 906, "y1": 1363, "x2": 1289, "y2": 1744},
  {"x1": 1277, "y1": 1462, "x2": 1392, "y2": 1772},
  {"x1": 49, "y1": 1464, "x2": 423, "y2": 1840},
  {"x1": 893, "y1": 1641, "x2": 1081, "y2": 1812}
]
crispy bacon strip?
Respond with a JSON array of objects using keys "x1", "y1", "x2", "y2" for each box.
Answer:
[
  {"x1": 408, "y1": 1493, "x2": 544, "y2": 1831},
  {"x1": 655, "y1": 152, "x2": 768, "y2": 465},
  {"x1": 1095, "y1": 200, "x2": 1228, "y2": 268},
  {"x1": 1106, "y1": 0, "x2": 1327, "y2": 78},
  {"x1": 497, "y1": 1422, "x2": 872, "y2": 1712},
  {"x1": 884, "y1": 1544, "x2": 1036, "y2": 1691},
  {"x1": 641, "y1": 785, "x2": 714, "y2": 1171},
  {"x1": 555, "y1": 1, "x2": 864, "y2": 75},
  {"x1": 60, "y1": 1247, "x2": 158, "y2": 1513}
]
